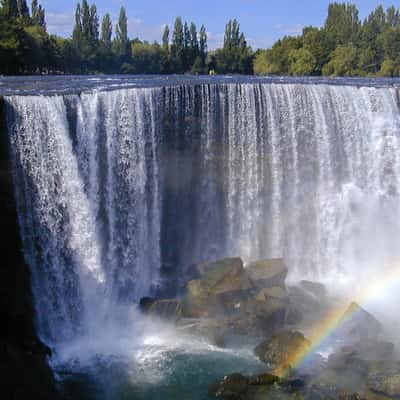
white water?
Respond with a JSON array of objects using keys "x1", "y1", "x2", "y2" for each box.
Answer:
[{"x1": 5, "y1": 83, "x2": 400, "y2": 347}]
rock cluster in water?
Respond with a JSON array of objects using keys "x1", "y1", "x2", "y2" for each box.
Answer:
[{"x1": 140, "y1": 257, "x2": 400, "y2": 400}]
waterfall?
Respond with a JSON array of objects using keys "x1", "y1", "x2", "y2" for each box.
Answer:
[{"x1": 4, "y1": 83, "x2": 400, "y2": 344}]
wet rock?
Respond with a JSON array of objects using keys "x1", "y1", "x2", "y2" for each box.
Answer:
[
  {"x1": 139, "y1": 296, "x2": 156, "y2": 312},
  {"x1": 246, "y1": 258, "x2": 287, "y2": 290},
  {"x1": 327, "y1": 349, "x2": 369, "y2": 377},
  {"x1": 335, "y1": 303, "x2": 382, "y2": 342},
  {"x1": 181, "y1": 258, "x2": 252, "y2": 318},
  {"x1": 209, "y1": 373, "x2": 251, "y2": 399},
  {"x1": 254, "y1": 331, "x2": 311, "y2": 376},
  {"x1": 145, "y1": 299, "x2": 182, "y2": 322},
  {"x1": 306, "y1": 384, "x2": 367, "y2": 400},
  {"x1": 239, "y1": 294, "x2": 288, "y2": 331},
  {"x1": 300, "y1": 280, "x2": 327, "y2": 299},
  {"x1": 367, "y1": 361, "x2": 400, "y2": 397},
  {"x1": 341, "y1": 339, "x2": 395, "y2": 362},
  {"x1": 196, "y1": 257, "x2": 244, "y2": 277},
  {"x1": 209, "y1": 372, "x2": 367, "y2": 400},
  {"x1": 286, "y1": 285, "x2": 324, "y2": 325},
  {"x1": 255, "y1": 287, "x2": 287, "y2": 301},
  {"x1": 209, "y1": 372, "x2": 289, "y2": 400}
]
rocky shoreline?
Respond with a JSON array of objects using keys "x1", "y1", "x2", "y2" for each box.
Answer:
[
  {"x1": 0, "y1": 98, "x2": 61, "y2": 400},
  {"x1": 141, "y1": 257, "x2": 400, "y2": 400}
]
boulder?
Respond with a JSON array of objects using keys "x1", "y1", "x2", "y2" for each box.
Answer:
[
  {"x1": 254, "y1": 330, "x2": 311, "y2": 377},
  {"x1": 300, "y1": 280, "x2": 327, "y2": 299},
  {"x1": 327, "y1": 349, "x2": 369, "y2": 377},
  {"x1": 196, "y1": 257, "x2": 244, "y2": 277},
  {"x1": 343, "y1": 339, "x2": 394, "y2": 362},
  {"x1": 245, "y1": 258, "x2": 287, "y2": 290},
  {"x1": 208, "y1": 373, "x2": 251, "y2": 399},
  {"x1": 145, "y1": 299, "x2": 182, "y2": 322},
  {"x1": 139, "y1": 297, "x2": 156, "y2": 313},
  {"x1": 255, "y1": 286, "x2": 287, "y2": 301},
  {"x1": 286, "y1": 285, "x2": 325, "y2": 326},
  {"x1": 239, "y1": 294, "x2": 288, "y2": 330},
  {"x1": 334, "y1": 303, "x2": 382, "y2": 342},
  {"x1": 181, "y1": 258, "x2": 252, "y2": 318},
  {"x1": 208, "y1": 372, "x2": 294, "y2": 400},
  {"x1": 209, "y1": 372, "x2": 366, "y2": 400},
  {"x1": 367, "y1": 361, "x2": 400, "y2": 397}
]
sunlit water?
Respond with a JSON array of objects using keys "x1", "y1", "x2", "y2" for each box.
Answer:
[{"x1": 53, "y1": 314, "x2": 264, "y2": 400}]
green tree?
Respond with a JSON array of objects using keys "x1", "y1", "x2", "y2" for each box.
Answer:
[
  {"x1": 288, "y1": 48, "x2": 317, "y2": 75},
  {"x1": 72, "y1": 3, "x2": 82, "y2": 47},
  {"x1": 214, "y1": 19, "x2": 253, "y2": 74},
  {"x1": 302, "y1": 26, "x2": 333, "y2": 74},
  {"x1": 114, "y1": 5, "x2": 131, "y2": 68},
  {"x1": 358, "y1": 6, "x2": 387, "y2": 73},
  {"x1": 224, "y1": 19, "x2": 240, "y2": 49},
  {"x1": 170, "y1": 17, "x2": 185, "y2": 72},
  {"x1": 17, "y1": 0, "x2": 29, "y2": 20},
  {"x1": 162, "y1": 25, "x2": 169, "y2": 51},
  {"x1": 188, "y1": 22, "x2": 199, "y2": 67},
  {"x1": 161, "y1": 25, "x2": 170, "y2": 73},
  {"x1": 89, "y1": 4, "x2": 99, "y2": 42},
  {"x1": 324, "y1": 2, "x2": 360, "y2": 45},
  {"x1": 57, "y1": 37, "x2": 81, "y2": 73},
  {"x1": 322, "y1": 44, "x2": 358, "y2": 76},
  {"x1": 387, "y1": 6, "x2": 400, "y2": 28},
  {"x1": 72, "y1": 1, "x2": 99, "y2": 72},
  {"x1": 254, "y1": 49, "x2": 280, "y2": 75},
  {"x1": 131, "y1": 40, "x2": 166, "y2": 74},
  {"x1": 31, "y1": 0, "x2": 45, "y2": 28},
  {"x1": 24, "y1": 24, "x2": 50, "y2": 72},
  {"x1": 101, "y1": 13, "x2": 112, "y2": 46},
  {"x1": 379, "y1": 27, "x2": 400, "y2": 62},
  {"x1": 1, "y1": 0, "x2": 19, "y2": 19},
  {"x1": 0, "y1": 6, "x2": 25, "y2": 73},
  {"x1": 199, "y1": 24, "x2": 207, "y2": 63},
  {"x1": 379, "y1": 58, "x2": 398, "y2": 76}
]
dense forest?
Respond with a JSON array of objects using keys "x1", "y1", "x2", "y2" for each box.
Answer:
[{"x1": 0, "y1": 0, "x2": 399, "y2": 76}]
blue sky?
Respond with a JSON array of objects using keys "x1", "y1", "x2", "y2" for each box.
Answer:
[{"x1": 40, "y1": 0, "x2": 398, "y2": 49}]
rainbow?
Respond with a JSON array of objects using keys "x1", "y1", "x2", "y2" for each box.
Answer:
[{"x1": 274, "y1": 264, "x2": 400, "y2": 378}]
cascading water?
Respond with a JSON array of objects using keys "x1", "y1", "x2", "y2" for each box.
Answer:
[{"x1": 4, "y1": 82, "x2": 400, "y2": 348}]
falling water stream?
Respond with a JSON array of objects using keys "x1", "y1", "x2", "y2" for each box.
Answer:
[{"x1": 3, "y1": 76, "x2": 400, "y2": 399}]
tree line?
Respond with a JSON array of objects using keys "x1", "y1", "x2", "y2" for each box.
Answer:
[
  {"x1": 254, "y1": 3, "x2": 400, "y2": 77},
  {"x1": 0, "y1": 0, "x2": 252, "y2": 74},
  {"x1": 1, "y1": 1, "x2": 400, "y2": 76}
]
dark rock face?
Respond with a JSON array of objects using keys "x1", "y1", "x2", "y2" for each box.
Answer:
[
  {"x1": 144, "y1": 299, "x2": 183, "y2": 322},
  {"x1": 0, "y1": 98, "x2": 61, "y2": 400}
]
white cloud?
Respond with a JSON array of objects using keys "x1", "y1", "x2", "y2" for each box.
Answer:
[
  {"x1": 46, "y1": 12, "x2": 75, "y2": 37},
  {"x1": 274, "y1": 23, "x2": 303, "y2": 36},
  {"x1": 127, "y1": 17, "x2": 165, "y2": 42},
  {"x1": 247, "y1": 37, "x2": 274, "y2": 50},
  {"x1": 207, "y1": 32, "x2": 224, "y2": 50}
]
